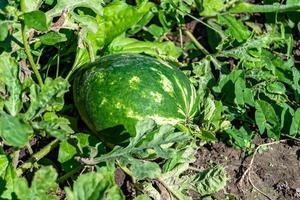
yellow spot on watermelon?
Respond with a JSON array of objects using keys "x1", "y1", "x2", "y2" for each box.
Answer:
[{"x1": 150, "y1": 91, "x2": 163, "y2": 103}]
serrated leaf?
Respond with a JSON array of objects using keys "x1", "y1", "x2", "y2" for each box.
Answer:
[
  {"x1": 89, "y1": 119, "x2": 192, "y2": 168},
  {"x1": 130, "y1": 159, "x2": 161, "y2": 180},
  {"x1": 24, "y1": 77, "x2": 69, "y2": 120},
  {"x1": 193, "y1": 165, "x2": 227, "y2": 196},
  {"x1": 107, "y1": 37, "x2": 181, "y2": 61},
  {"x1": 46, "y1": 0, "x2": 104, "y2": 18},
  {"x1": 31, "y1": 114, "x2": 74, "y2": 140},
  {"x1": 290, "y1": 108, "x2": 300, "y2": 137},
  {"x1": 38, "y1": 32, "x2": 67, "y2": 45},
  {"x1": 0, "y1": 112, "x2": 32, "y2": 147},
  {"x1": 24, "y1": 11, "x2": 48, "y2": 32},
  {"x1": 65, "y1": 167, "x2": 124, "y2": 200},
  {"x1": 0, "y1": 53, "x2": 22, "y2": 116},
  {"x1": 13, "y1": 166, "x2": 59, "y2": 200}
]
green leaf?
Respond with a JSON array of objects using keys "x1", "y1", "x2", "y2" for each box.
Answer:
[
  {"x1": 0, "y1": 112, "x2": 32, "y2": 147},
  {"x1": 58, "y1": 140, "x2": 77, "y2": 164},
  {"x1": 226, "y1": 127, "x2": 252, "y2": 149},
  {"x1": 87, "y1": 119, "x2": 192, "y2": 168},
  {"x1": 46, "y1": 0, "x2": 104, "y2": 18},
  {"x1": 65, "y1": 167, "x2": 124, "y2": 200},
  {"x1": 31, "y1": 113, "x2": 74, "y2": 140},
  {"x1": 24, "y1": 77, "x2": 69, "y2": 120},
  {"x1": 255, "y1": 100, "x2": 280, "y2": 137},
  {"x1": 130, "y1": 159, "x2": 161, "y2": 180},
  {"x1": 0, "y1": 154, "x2": 17, "y2": 199},
  {"x1": 266, "y1": 82, "x2": 286, "y2": 95},
  {"x1": 21, "y1": 0, "x2": 43, "y2": 12},
  {"x1": 290, "y1": 108, "x2": 300, "y2": 137},
  {"x1": 163, "y1": 142, "x2": 196, "y2": 171},
  {"x1": 0, "y1": 22, "x2": 8, "y2": 41},
  {"x1": 76, "y1": 1, "x2": 155, "y2": 61},
  {"x1": 38, "y1": 32, "x2": 67, "y2": 45},
  {"x1": 234, "y1": 77, "x2": 246, "y2": 106},
  {"x1": 292, "y1": 67, "x2": 300, "y2": 103},
  {"x1": 147, "y1": 24, "x2": 165, "y2": 38},
  {"x1": 14, "y1": 166, "x2": 59, "y2": 200},
  {"x1": 0, "y1": 53, "x2": 22, "y2": 116},
  {"x1": 218, "y1": 15, "x2": 251, "y2": 42},
  {"x1": 200, "y1": 0, "x2": 225, "y2": 16},
  {"x1": 23, "y1": 11, "x2": 48, "y2": 32},
  {"x1": 229, "y1": 2, "x2": 300, "y2": 13},
  {"x1": 133, "y1": 195, "x2": 152, "y2": 200},
  {"x1": 193, "y1": 165, "x2": 227, "y2": 196},
  {"x1": 202, "y1": 95, "x2": 216, "y2": 122},
  {"x1": 107, "y1": 37, "x2": 181, "y2": 61}
]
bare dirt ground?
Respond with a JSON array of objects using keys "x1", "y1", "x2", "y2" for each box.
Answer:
[{"x1": 193, "y1": 138, "x2": 300, "y2": 199}]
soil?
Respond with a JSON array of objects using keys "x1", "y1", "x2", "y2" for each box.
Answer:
[{"x1": 193, "y1": 138, "x2": 300, "y2": 199}]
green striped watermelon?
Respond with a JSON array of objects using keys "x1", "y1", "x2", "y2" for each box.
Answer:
[{"x1": 73, "y1": 54, "x2": 198, "y2": 143}]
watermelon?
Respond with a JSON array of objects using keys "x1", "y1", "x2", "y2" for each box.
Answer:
[{"x1": 73, "y1": 54, "x2": 198, "y2": 143}]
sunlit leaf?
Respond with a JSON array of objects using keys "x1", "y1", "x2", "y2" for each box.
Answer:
[
  {"x1": 200, "y1": 0, "x2": 225, "y2": 16},
  {"x1": 13, "y1": 166, "x2": 59, "y2": 200},
  {"x1": 24, "y1": 11, "x2": 48, "y2": 32},
  {"x1": 46, "y1": 0, "x2": 104, "y2": 18},
  {"x1": 65, "y1": 167, "x2": 124, "y2": 200},
  {"x1": 107, "y1": 36, "x2": 181, "y2": 61},
  {"x1": 38, "y1": 32, "x2": 67, "y2": 45},
  {"x1": 0, "y1": 53, "x2": 22, "y2": 116}
]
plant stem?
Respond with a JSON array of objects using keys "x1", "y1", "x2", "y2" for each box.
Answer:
[
  {"x1": 58, "y1": 165, "x2": 83, "y2": 183},
  {"x1": 184, "y1": 30, "x2": 209, "y2": 55},
  {"x1": 20, "y1": 0, "x2": 43, "y2": 87},
  {"x1": 12, "y1": 150, "x2": 20, "y2": 168},
  {"x1": 16, "y1": 139, "x2": 59, "y2": 176},
  {"x1": 21, "y1": 24, "x2": 44, "y2": 87},
  {"x1": 56, "y1": 51, "x2": 60, "y2": 78}
]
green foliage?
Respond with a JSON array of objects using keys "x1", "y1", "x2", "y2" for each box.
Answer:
[
  {"x1": 0, "y1": 154, "x2": 17, "y2": 199},
  {"x1": 24, "y1": 77, "x2": 69, "y2": 120},
  {"x1": 190, "y1": 165, "x2": 227, "y2": 196},
  {"x1": 65, "y1": 167, "x2": 124, "y2": 200},
  {"x1": 46, "y1": 0, "x2": 104, "y2": 18},
  {"x1": 0, "y1": 53, "x2": 22, "y2": 116},
  {"x1": 0, "y1": 112, "x2": 32, "y2": 147},
  {"x1": 107, "y1": 36, "x2": 182, "y2": 60},
  {"x1": 0, "y1": 22, "x2": 8, "y2": 41},
  {"x1": 0, "y1": 0, "x2": 299, "y2": 199},
  {"x1": 23, "y1": 10, "x2": 48, "y2": 31},
  {"x1": 1, "y1": 165, "x2": 59, "y2": 199},
  {"x1": 200, "y1": 0, "x2": 224, "y2": 16},
  {"x1": 38, "y1": 32, "x2": 67, "y2": 45},
  {"x1": 14, "y1": 166, "x2": 59, "y2": 200}
]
